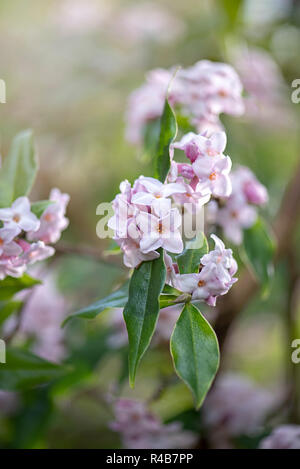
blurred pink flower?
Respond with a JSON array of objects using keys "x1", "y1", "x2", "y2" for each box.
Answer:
[
  {"x1": 259, "y1": 425, "x2": 300, "y2": 449},
  {"x1": 115, "y1": 2, "x2": 185, "y2": 45},
  {"x1": 203, "y1": 374, "x2": 276, "y2": 448},
  {"x1": 110, "y1": 398, "x2": 197, "y2": 449},
  {"x1": 27, "y1": 188, "x2": 70, "y2": 244},
  {"x1": 18, "y1": 273, "x2": 68, "y2": 362},
  {"x1": 55, "y1": 0, "x2": 110, "y2": 34}
]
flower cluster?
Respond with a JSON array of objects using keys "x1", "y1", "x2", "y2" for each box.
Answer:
[
  {"x1": 125, "y1": 61, "x2": 244, "y2": 145},
  {"x1": 0, "y1": 189, "x2": 69, "y2": 280},
  {"x1": 169, "y1": 234, "x2": 238, "y2": 307},
  {"x1": 108, "y1": 176, "x2": 187, "y2": 268},
  {"x1": 259, "y1": 425, "x2": 300, "y2": 449},
  {"x1": 202, "y1": 374, "x2": 276, "y2": 448},
  {"x1": 207, "y1": 166, "x2": 268, "y2": 244},
  {"x1": 110, "y1": 398, "x2": 197, "y2": 449},
  {"x1": 108, "y1": 129, "x2": 238, "y2": 306},
  {"x1": 172, "y1": 130, "x2": 232, "y2": 198}
]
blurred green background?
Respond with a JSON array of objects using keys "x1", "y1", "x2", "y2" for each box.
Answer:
[{"x1": 0, "y1": 0, "x2": 300, "y2": 448}]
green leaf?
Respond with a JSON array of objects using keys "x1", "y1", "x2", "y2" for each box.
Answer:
[
  {"x1": 0, "y1": 274, "x2": 41, "y2": 301},
  {"x1": 103, "y1": 239, "x2": 122, "y2": 256},
  {"x1": 219, "y1": 0, "x2": 242, "y2": 27},
  {"x1": 176, "y1": 232, "x2": 209, "y2": 274},
  {"x1": 143, "y1": 117, "x2": 161, "y2": 161},
  {"x1": 162, "y1": 284, "x2": 182, "y2": 296},
  {"x1": 170, "y1": 303, "x2": 220, "y2": 409},
  {"x1": 124, "y1": 251, "x2": 166, "y2": 387},
  {"x1": 241, "y1": 217, "x2": 276, "y2": 295},
  {"x1": 0, "y1": 130, "x2": 38, "y2": 207},
  {"x1": 11, "y1": 387, "x2": 53, "y2": 449},
  {"x1": 0, "y1": 348, "x2": 66, "y2": 391},
  {"x1": 159, "y1": 294, "x2": 179, "y2": 309},
  {"x1": 62, "y1": 281, "x2": 130, "y2": 326},
  {"x1": 0, "y1": 300, "x2": 23, "y2": 326},
  {"x1": 31, "y1": 200, "x2": 54, "y2": 218},
  {"x1": 155, "y1": 100, "x2": 177, "y2": 182}
]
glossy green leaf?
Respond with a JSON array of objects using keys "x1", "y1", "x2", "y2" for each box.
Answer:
[
  {"x1": 0, "y1": 348, "x2": 66, "y2": 391},
  {"x1": 63, "y1": 281, "x2": 130, "y2": 326},
  {"x1": 0, "y1": 274, "x2": 41, "y2": 301},
  {"x1": 162, "y1": 284, "x2": 182, "y2": 296},
  {"x1": 159, "y1": 294, "x2": 179, "y2": 309},
  {"x1": 242, "y1": 217, "x2": 276, "y2": 295},
  {"x1": 0, "y1": 130, "x2": 38, "y2": 207},
  {"x1": 124, "y1": 251, "x2": 166, "y2": 387},
  {"x1": 177, "y1": 232, "x2": 209, "y2": 274},
  {"x1": 155, "y1": 100, "x2": 177, "y2": 183},
  {"x1": 31, "y1": 200, "x2": 54, "y2": 218},
  {"x1": 170, "y1": 303, "x2": 220, "y2": 409},
  {"x1": 143, "y1": 117, "x2": 161, "y2": 161}
]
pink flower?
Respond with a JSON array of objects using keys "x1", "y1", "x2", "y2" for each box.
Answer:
[
  {"x1": 125, "y1": 68, "x2": 182, "y2": 145},
  {"x1": 18, "y1": 273, "x2": 68, "y2": 362},
  {"x1": 173, "y1": 131, "x2": 227, "y2": 163},
  {"x1": 115, "y1": 2, "x2": 185, "y2": 45},
  {"x1": 0, "y1": 197, "x2": 40, "y2": 234},
  {"x1": 119, "y1": 237, "x2": 159, "y2": 269},
  {"x1": 125, "y1": 60, "x2": 244, "y2": 144},
  {"x1": 108, "y1": 180, "x2": 138, "y2": 239},
  {"x1": 231, "y1": 166, "x2": 268, "y2": 206},
  {"x1": 217, "y1": 194, "x2": 257, "y2": 245},
  {"x1": 110, "y1": 398, "x2": 197, "y2": 449},
  {"x1": 201, "y1": 234, "x2": 237, "y2": 276},
  {"x1": 179, "y1": 60, "x2": 244, "y2": 121},
  {"x1": 132, "y1": 176, "x2": 186, "y2": 214},
  {"x1": 177, "y1": 234, "x2": 237, "y2": 305},
  {"x1": 259, "y1": 425, "x2": 300, "y2": 449},
  {"x1": 172, "y1": 178, "x2": 211, "y2": 211},
  {"x1": 193, "y1": 155, "x2": 232, "y2": 198},
  {"x1": 203, "y1": 374, "x2": 276, "y2": 448},
  {"x1": 176, "y1": 163, "x2": 194, "y2": 180},
  {"x1": 164, "y1": 252, "x2": 178, "y2": 287},
  {"x1": 136, "y1": 208, "x2": 183, "y2": 254},
  {"x1": 27, "y1": 188, "x2": 70, "y2": 244},
  {"x1": 14, "y1": 241, "x2": 55, "y2": 266},
  {"x1": 0, "y1": 258, "x2": 25, "y2": 280},
  {"x1": 0, "y1": 227, "x2": 22, "y2": 257}
]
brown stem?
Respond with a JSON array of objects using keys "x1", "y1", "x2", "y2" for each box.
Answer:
[
  {"x1": 55, "y1": 241, "x2": 123, "y2": 268},
  {"x1": 214, "y1": 159, "x2": 300, "y2": 353}
]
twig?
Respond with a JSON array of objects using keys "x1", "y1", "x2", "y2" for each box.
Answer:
[{"x1": 55, "y1": 241, "x2": 123, "y2": 268}]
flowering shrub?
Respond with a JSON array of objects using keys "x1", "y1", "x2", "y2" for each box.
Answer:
[
  {"x1": 64, "y1": 59, "x2": 275, "y2": 411},
  {"x1": 0, "y1": 59, "x2": 287, "y2": 450}
]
